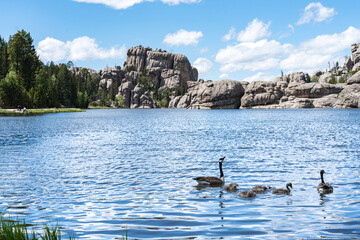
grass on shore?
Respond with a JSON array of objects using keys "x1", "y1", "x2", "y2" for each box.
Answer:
[
  {"x1": 0, "y1": 216, "x2": 76, "y2": 240},
  {"x1": 0, "y1": 108, "x2": 84, "y2": 116},
  {"x1": 1, "y1": 216, "x2": 129, "y2": 240}
]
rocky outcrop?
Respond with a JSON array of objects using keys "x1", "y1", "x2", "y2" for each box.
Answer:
[
  {"x1": 352, "y1": 43, "x2": 360, "y2": 65},
  {"x1": 70, "y1": 66, "x2": 97, "y2": 76},
  {"x1": 347, "y1": 71, "x2": 360, "y2": 85},
  {"x1": 241, "y1": 81, "x2": 286, "y2": 108},
  {"x1": 173, "y1": 80, "x2": 244, "y2": 109},
  {"x1": 334, "y1": 84, "x2": 360, "y2": 108},
  {"x1": 90, "y1": 43, "x2": 360, "y2": 109},
  {"x1": 92, "y1": 45, "x2": 198, "y2": 108},
  {"x1": 288, "y1": 72, "x2": 311, "y2": 83},
  {"x1": 285, "y1": 82, "x2": 344, "y2": 98}
]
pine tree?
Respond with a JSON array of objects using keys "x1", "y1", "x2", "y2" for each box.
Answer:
[
  {"x1": 8, "y1": 30, "x2": 41, "y2": 91},
  {"x1": 0, "y1": 36, "x2": 9, "y2": 79}
]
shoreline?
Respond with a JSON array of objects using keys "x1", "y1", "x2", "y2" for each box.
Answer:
[{"x1": 0, "y1": 108, "x2": 84, "y2": 116}]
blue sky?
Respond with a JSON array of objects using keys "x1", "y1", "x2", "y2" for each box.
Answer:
[{"x1": 1, "y1": 0, "x2": 360, "y2": 82}]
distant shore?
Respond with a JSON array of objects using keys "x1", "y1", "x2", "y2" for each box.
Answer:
[{"x1": 0, "y1": 108, "x2": 84, "y2": 116}]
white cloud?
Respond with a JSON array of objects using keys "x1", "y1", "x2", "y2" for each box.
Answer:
[
  {"x1": 73, "y1": 0, "x2": 201, "y2": 9},
  {"x1": 237, "y1": 19, "x2": 271, "y2": 42},
  {"x1": 37, "y1": 37, "x2": 67, "y2": 62},
  {"x1": 163, "y1": 29, "x2": 203, "y2": 46},
  {"x1": 73, "y1": 0, "x2": 153, "y2": 9},
  {"x1": 193, "y1": 58, "x2": 213, "y2": 75},
  {"x1": 243, "y1": 72, "x2": 276, "y2": 82},
  {"x1": 215, "y1": 39, "x2": 293, "y2": 73},
  {"x1": 37, "y1": 36, "x2": 126, "y2": 62},
  {"x1": 216, "y1": 26, "x2": 360, "y2": 76},
  {"x1": 280, "y1": 26, "x2": 360, "y2": 72},
  {"x1": 219, "y1": 73, "x2": 229, "y2": 79},
  {"x1": 222, "y1": 27, "x2": 236, "y2": 41},
  {"x1": 161, "y1": 0, "x2": 201, "y2": 5},
  {"x1": 297, "y1": 2, "x2": 336, "y2": 25}
]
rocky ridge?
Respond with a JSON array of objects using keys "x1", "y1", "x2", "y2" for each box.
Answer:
[{"x1": 71, "y1": 43, "x2": 360, "y2": 109}]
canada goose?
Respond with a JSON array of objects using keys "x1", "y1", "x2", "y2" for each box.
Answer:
[
  {"x1": 251, "y1": 185, "x2": 271, "y2": 194},
  {"x1": 223, "y1": 183, "x2": 238, "y2": 192},
  {"x1": 317, "y1": 170, "x2": 333, "y2": 193},
  {"x1": 272, "y1": 182, "x2": 292, "y2": 194},
  {"x1": 238, "y1": 190, "x2": 256, "y2": 198},
  {"x1": 193, "y1": 157, "x2": 225, "y2": 186}
]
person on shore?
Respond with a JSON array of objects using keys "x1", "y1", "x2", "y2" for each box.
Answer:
[{"x1": 18, "y1": 105, "x2": 21, "y2": 111}]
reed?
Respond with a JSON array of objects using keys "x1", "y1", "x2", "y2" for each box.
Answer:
[{"x1": 0, "y1": 216, "x2": 77, "y2": 240}]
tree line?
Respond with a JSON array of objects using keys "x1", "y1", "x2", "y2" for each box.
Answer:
[{"x1": 0, "y1": 30, "x2": 100, "y2": 109}]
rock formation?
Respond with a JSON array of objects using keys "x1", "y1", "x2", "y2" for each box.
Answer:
[
  {"x1": 91, "y1": 45, "x2": 198, "y2": 108},
  {"x1": 172, "y1": 79, "x2": 244, "y2": 109},
  {"x1": 80, "y1": 42, "x2": 360, "y2": 109}
]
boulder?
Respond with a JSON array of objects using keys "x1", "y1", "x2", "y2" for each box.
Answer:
[
  {"x1": 99, "y1": 66, "x2": 124, "y2": 83},
  {"x1": 347, "y1": 71, "x2": 360, "y2": 84},
  {"x1": 334, "y1": 84, "x2": 360, "y2": 108},
  {"x1": 241, "y1": 81, "x2": 284, "y2": 108},
  {"x1": 177, "y1": 80, "x2": 244, "y2": 109},
  {"x1": 279, "y1": 98, "x2": 314, "y2": 108},
  {"x1": 130, "y1": 85, "x2": 145, "y2": 108},
  {"x1": 312, "y1": 94, "x2": 338, "y2": 108},
  {"x1": 168, "y1": 96, "x2": 182, "y2": 108},
  {"x1": 352, "y1": 62, "x2": 360, "y2": 72},
  {"x1": 313, "y1": 70, "x2": 323, "y2": 77},
  {"x1": 118, "y1": 81, "x2": 134, "y2": 108},
  {"x1": 285, "y1": 82, "x2": 344, "y2": 98},
  {"x1": 318, "y1": 72, "x2": 333, "y2": 83},
  {"x1": 139, "y1": 92, "x2": 156, "y2": 108},
  {"x1": 288, "y1": 72, "x2": 311, "y2": 83}
]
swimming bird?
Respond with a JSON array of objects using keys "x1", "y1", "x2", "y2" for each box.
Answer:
[
  {"x1": 223, "y1": 183, "x2": 239, "y2": 192},
  {"x1": 272, "y1": 182, "x2": 292, "y2": 195},
  {"x1": 193, "y1": 157, "x2": 225, "y2": 186},
  {"x1": 317, "y1": 170, "x2": 333, "y2": 193},
  {"x1": 251, "y1": 185, "x2": 271, "y2": 194},
  {"x1": 238, "y1": 190, "x2": 256, "y2": 198}
]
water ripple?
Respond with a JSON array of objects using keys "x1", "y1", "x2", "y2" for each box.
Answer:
[{"x1": 0, "y1": 109, "x2": 360, "y2": 239}]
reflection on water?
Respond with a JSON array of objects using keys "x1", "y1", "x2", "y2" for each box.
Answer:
[{"x1": 0, "y1": 109, "x2": 360, "y2": 239}]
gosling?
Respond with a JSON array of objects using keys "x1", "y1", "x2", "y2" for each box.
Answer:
[{"x1": 272, "y1": 182, "x2": 293, "y2": 195}]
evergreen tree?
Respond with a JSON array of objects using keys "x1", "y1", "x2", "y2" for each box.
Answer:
[
  {"x1": 0, "y1": 36, "x2": 9, "y2": 80},
  {"x1": 8, "y1": 30, "x2": 41, "y2": 91},
  {"x1": 0, "y1": 71, "x2": 31, "y2": 108}
]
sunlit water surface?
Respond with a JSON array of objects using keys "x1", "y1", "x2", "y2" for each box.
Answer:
[{"x1": 0, "y1": 109, "x2": 359, "y2": 239}]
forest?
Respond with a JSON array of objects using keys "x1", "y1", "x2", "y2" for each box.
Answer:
[{"x1": 0, "y1": 30, "x2": 100, "y2": 109}]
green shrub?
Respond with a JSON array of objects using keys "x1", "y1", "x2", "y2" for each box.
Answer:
[
  {"x1": 311, "y1": 76, "x2": 319, "y2": 82},
  {"x1": 328, "y1": 75, "x2": 336, "y2": 84}
]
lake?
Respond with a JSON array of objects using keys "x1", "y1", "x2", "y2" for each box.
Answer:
[{"x1": 0, "y1": 109, "x2": 359, "y2": 239}]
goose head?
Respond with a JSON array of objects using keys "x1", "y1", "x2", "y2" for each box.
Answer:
[{"x1": 219, "y1": 157, "x2": 225, "y2": 163}]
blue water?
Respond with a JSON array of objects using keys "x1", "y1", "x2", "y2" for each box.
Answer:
[{"x1": 0, "y1": 109, "x2": 359, "y2": 239}]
